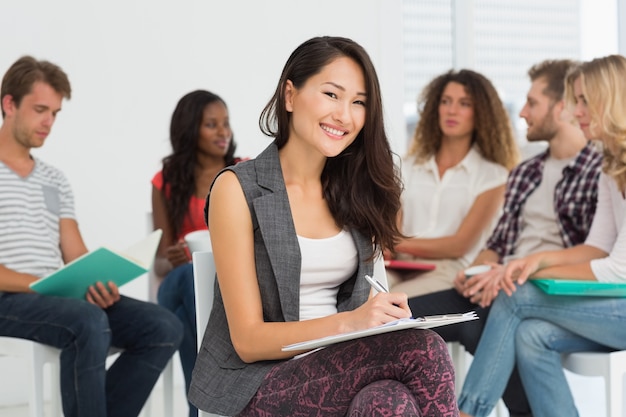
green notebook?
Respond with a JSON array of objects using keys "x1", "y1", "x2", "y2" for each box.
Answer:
[
  {"x1": 532, "y1": 279, "x2": 626, "y2": 297},
  {"x1": 30, "y1": 230, "x2": 162, "y2": 299}
]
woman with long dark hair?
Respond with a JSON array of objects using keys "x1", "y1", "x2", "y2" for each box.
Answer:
[
  {"x1": 152, "y1": 90, "x2": 240, "y2": 417},
  {"x1": 188, "y1": 36, "x2": 458, "y2": 417}
]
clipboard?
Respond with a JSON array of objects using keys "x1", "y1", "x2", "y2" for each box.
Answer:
[
  {"x1": 532, "y1": 279, "x2": 626, "y2": 297},
  {"x1": 282, "y1": 312, "x2": 477, "y2": 351},
  {"x1": 29, "y1": 230, "x2": 162, "y2": 299}
]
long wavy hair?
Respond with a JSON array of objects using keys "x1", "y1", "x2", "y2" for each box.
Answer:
[
  {"x1": 162, "y1": 90, "x2": 237, "y2": 238},
  {"x1": 259, "y1": 36, "x2": 403, "y2": 253},
  {"x1": 565, "y1": 55, "x2": 626, "y2": 191},
  {"x1": 408, "y1": 69, "x2": 518, "y2": 170}
]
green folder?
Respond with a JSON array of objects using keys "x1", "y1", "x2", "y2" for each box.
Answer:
[
  {"x1": 30, "y1": 230, "x2": 162, "y2": 299},
  {"x1": 532, "y1": 279, "x2": 626, "y2": 297}
]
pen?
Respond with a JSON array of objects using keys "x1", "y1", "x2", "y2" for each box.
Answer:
[{"x1": 364, "y1": 274, "x2": 389, "y2": 293}]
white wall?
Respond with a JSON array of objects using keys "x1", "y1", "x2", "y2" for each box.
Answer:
[
  {"x1": 0, "y1": 0, "x2": 405, "y2": 253},
  {"x1": 0, "y1": 0, "x2": 405, "y2": 407}
]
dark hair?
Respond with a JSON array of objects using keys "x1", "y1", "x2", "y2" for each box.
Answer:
[
  {"x1": 528, "y1": 59, "x2": 577, "y2": 102},
  {"x1": 1, "y1": 55, "x2": 71, "y2": 118},
  {"x1": 259, "y1": 36, "x2": 403, "y2": 253},
  {"x1": 408, "y1": 69, "x2": 519, "y2": 170},
  {"x1": 162, "y1": 90, "x2": 237, "y2": 238}
]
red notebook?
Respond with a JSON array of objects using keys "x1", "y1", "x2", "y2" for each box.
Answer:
[{"x1": 384, "y1": 259, "x2": 436, "y2": 271}]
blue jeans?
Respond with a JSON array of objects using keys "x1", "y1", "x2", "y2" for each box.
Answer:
[
  {"x1": 157, "y1": 263, "x2": 198, "y2": 417},
  {"x1": 0, "y1": 292, "x2": 183, "y2": 417},
  {"x1": 458, "y1": 283, "x2": 626, "y2": 417}
]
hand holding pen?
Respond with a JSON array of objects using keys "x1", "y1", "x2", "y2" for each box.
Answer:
[{"x1": 362, "y1": 274, "x2": 412, "y2": 322}]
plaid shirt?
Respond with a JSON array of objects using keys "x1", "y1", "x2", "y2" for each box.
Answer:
[{"x1": 486, "y1": 141, "x2": 602, "y2": 261}]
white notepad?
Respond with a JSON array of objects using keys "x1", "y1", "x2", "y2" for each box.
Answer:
[{"x1": 282, "y1": 311, "x2": 478, "y2": 351}]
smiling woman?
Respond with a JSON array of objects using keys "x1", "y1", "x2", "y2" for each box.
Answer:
[
  {"x1": 188, "y1": 36, "x2": 459, "y2": 417},
  {"x1": 283, "y1": 56, "x2": 366, "y2": 163}
]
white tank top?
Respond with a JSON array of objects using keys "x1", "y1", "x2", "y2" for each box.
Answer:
[{"x1": 297, "y1": 229, "x2": 358, "y2": 321}]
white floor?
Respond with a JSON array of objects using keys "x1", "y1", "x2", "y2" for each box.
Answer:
[
  {"x1": 0, "y1": 370, "x2": 612, "y2": 417},
  {"x1": 0, "y1": 379, "x2": 191, "y2": 417}
]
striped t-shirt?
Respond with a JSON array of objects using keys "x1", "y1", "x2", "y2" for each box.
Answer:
[{"x1": 0, "y1": 158, "x2": 75, "y2": 278}]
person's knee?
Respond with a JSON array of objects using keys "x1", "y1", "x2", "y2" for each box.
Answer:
[
  {"x1": 70, "y1": 303, "x2": 111, "y2": 354},
  {"x1": 515, "y1": 319, "x2": 547, "y2": 357},
  {"x1": 145, "y1": 307, "x2": 184, "y2": 348},
  {"x1": 400, "y1": 329, "x2": 454, "y2": 372},
  {"x1": 419, "y1": 328, "x2": 449, "y2": 352},
  {"x1": 348, "y1": 380, "x2": 419, "y2": 417}
]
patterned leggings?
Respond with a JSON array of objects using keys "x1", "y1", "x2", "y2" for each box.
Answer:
[{"x1": 238, "y1": 329, "x2": 459, "y2": 417}]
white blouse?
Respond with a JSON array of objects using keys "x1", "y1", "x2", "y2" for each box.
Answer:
[
  {"x1": 400, "y1": 146, "x2": 508, "y2": 265},
  {"x1": 586, "y1": 173, "x2": 626, "y2": 282}
]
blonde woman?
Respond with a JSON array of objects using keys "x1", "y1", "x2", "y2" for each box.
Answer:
[
  {"x1": 458, "y1": 55, "x2": 626, "y2": 417},
  {"x1": 390, "y1": 69, "x2": 519, "y2": 297}
]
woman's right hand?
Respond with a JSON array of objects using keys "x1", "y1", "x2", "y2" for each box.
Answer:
[
  {"x1": 348, "y1": 292, "x2": 412, "y2": 332},
  {"x1": 166, "y1": 242, "x2": 189, "y2": 267}
]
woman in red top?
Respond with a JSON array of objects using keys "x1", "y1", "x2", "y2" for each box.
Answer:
[{"x1": 152, "y1": 90, "x2": 240, "y2": 417}]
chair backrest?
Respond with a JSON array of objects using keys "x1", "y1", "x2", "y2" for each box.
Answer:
[
  {"x1": 192, "y1": 250, "x2": 225, "y2": 417},
  {"x1": 192, "y1": 250, "x2": 217, "y2": 349},
  {"x1": 146, "y1": 211, "x2": 161, "y2": 302}
]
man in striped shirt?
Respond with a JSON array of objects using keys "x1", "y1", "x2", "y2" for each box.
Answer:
[{"x1": 0, "y1": 56, "x2": 182, "y2": 417}]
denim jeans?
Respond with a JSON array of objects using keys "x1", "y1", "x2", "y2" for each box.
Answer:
[
  {"x1": 0, "y1": 292, "x2": 183, "y2": 417},
  {"x1": 457, "y1": 283, "x2": 626, "y2": 417},
  {"x1": 157, "y1": 262, "x2": 198, "y2": 417}
]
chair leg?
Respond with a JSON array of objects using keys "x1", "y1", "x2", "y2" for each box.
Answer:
[
  {"x1": 162, "y1": 358, "x2": 174, "y2": 417},
  {"x1": 448, "y1": 342, "x2": 467, "y2": 394},
  {"x1": 494, "y1": 399, "x2": 506, "y2": 417},
  {"x1": 606, "y1": 367, "x2": 622, "y2": 417},
  {"x1": 49, "y1": 357, "x2": 63, "y2": 417},
  {"x1": 29, "y1": 344, "x2": 45, "y2": 417}
]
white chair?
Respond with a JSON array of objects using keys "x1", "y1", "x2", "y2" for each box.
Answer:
[
  {"x1": 0, "y1": 339, "x2": 124, "y2": 417},
  {"x1": 192, "y1": 250, "x2": 225, "y2": 417},
  {"x1": 447, "y1": 341, "x2": 467, "y2": 393},
  {"x1": 0, "y1": 337, "x2": 62, "y2": 417},
  {"x1": 144, "y1": 212, "x2": 175, "y2": 417},
  {"x1": 562, "y1": 350, "x2": 626, "y2": 417}
]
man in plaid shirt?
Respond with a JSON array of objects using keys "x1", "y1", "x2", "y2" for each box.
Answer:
[{"x1": 408, "y1": 59, "x2": 602, "y2": 417}]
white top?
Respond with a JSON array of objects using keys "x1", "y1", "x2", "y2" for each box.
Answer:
[
  {"x1": 400, "y1": 146, "x2": 508, "y2": 265},
  {"x1": 511, "y1": 156, "x2": 573, "y2": 262},
  {"x1": 297, "y1": 230, "x2": 387, "y2": 321},
  {"x1": 0, "y1": 158, "x2": 76, "y2": 278},
  {"x1": 586, "y1": 173, "x2": 626, "y2": 282},
  {"x1": 298, "y1": 230, "x2": 358, "y2": 321}
]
